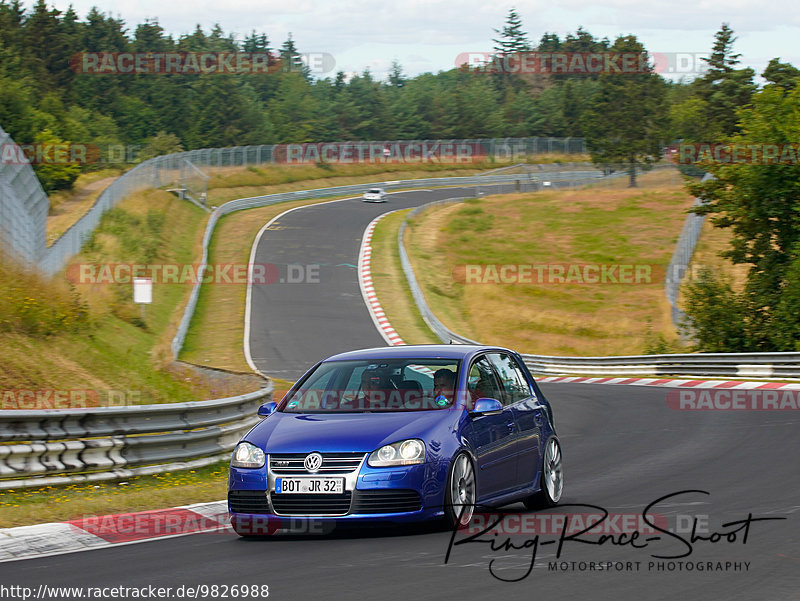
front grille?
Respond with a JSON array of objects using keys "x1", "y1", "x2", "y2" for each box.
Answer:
[
  {"x1": 352, "y1": 489, "x2": 422, "y2": 514},
  {"x1": 270, "y1": 492, "x2": 353, "y2": 516},
  {"x1": 229, "y1": 490, "x2": 271, "y2": 514},
  {"x1": 269, "y1": 453, "x2": 366, "y2": 475}
]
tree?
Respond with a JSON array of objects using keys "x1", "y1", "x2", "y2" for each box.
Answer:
[
  {"x1": 690, "y1": 24, "x2": 755, "y2": 137},
  {"x1": 31, "y1": 129, "x2": 81, "y2": 192},
  {"x1": 669, "y1": 96, "x2": 722, "y2": 142},
  {"x1": 140, "y1": 131, "x2": 184, "y2": 160},
  {"x1": 684, "y1": 84, "x2": 800, "y2": 350},
  {"x1": 681, "y1": 269, "x2": 752, "y2": 351},
  {"x1": 279, "y1": 33, "x2": 309, "y2": 79},
  {"x1": 267, "y1": 73, "x2": 318, "y2": 142},
  {"x1": 580, "y1": 35, "x2": 668, "y2": 186},
  {"x1": 537, "y1": 32, "x2": 561, "y2": 52},
  {"x1": 387, "y1": 60, "x2": 405, "y2": 88},
  {"x1": 700, "y1": 23, "x2": 741, "y2": 76},
  {"x1": 762, "y1": 58, "x2": 800, "y2": 90},
  {"x1": 492, "y1": 8, "x2": 531, "y2": 55},
  {"x1": 242, "y1": 30, "x2": 270, "y2": 54}
]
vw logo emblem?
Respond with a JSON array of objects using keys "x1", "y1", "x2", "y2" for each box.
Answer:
[{"x1": 304, "y1": 452, "x2": 323, "y2": 473}]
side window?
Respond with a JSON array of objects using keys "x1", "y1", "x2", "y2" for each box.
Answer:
[
  {"x1": 487, "y1": 353, "x2": 532, "y2": 404},
  {"x1": 467, "y1": 357, "x2": 503, "y2": 403}
]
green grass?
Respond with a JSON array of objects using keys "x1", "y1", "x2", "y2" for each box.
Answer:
[
  {"x1": 1, "y1": 189, "x2": 258, "y2": 402},
  {"x1": 369, "y1": 209, "x2": 440, "y2": 345},
  {"x1": 0, "y1": 461, "x2": 229, "y2": 527}
]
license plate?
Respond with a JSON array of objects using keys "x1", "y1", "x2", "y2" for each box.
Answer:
[{"x1": 275, "y1": 477, "x2": 344, "y2": 494}]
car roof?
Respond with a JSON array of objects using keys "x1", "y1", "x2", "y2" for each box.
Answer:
[{"x1": 323, "y1": 344, "x2": 512, "y2": 362}]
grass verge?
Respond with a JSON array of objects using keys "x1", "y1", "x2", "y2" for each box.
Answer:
[
  {"x1": 1, "y1": 188, "x2": 258, "y2": 403},
  {"x1": 0, "y1": 461, "x2": 229, "y2": 527},
  {"x1": 369, "y1": 209, "x2": 440, "y2": 345}
]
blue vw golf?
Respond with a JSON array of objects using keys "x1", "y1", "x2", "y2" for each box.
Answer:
[{"x1": 228, "y1": 345, "x2": 563, "y2": 534}]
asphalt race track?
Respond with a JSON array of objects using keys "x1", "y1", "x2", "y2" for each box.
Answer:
[
  {"x1": 3, "y1": 186, "x2": 799, "y2": 600},
  {"x1": 246, "y1": 184, "x2": 519, "y2": 379}
]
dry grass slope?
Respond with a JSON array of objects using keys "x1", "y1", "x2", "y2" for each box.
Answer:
[{"x1": 405, "y1": 169, "x2": 693, "y2": 356}]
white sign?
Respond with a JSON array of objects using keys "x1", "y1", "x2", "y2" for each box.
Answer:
[{"x1": 133, "y1": 278, "x2": 153, "y2": 304}]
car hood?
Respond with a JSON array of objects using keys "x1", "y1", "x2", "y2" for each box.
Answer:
[{"x1": 244, "y1": 410, "x2": 452, "y2": 453}]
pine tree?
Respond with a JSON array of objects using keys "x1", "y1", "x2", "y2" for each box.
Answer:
[
  {"x1": 691, "y1": 24, "x2": 755, "y2": 136},
  {"x1": 388, "y1": 60, "x2": 405, "y2": 88},
  {"x1": 700, "y1": 23, "x2": 740, "y2": 76},
  {"x1": 492, "y1": 8, "x2": 531, "y2": 55},
  {"x1": 279, "y1": 33, "x2": 309, "y2": 79}
]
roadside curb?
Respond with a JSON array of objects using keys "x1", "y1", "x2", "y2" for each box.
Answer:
[
  {"x1": 536, "y1": 375, "x2": 800, "y2": 390},
  {"x1": 0, "y1": 500, "x2": 228, "y2": 563},
  {"x1": 358, "y1": 212, "x2": 406, "y2": 346}
]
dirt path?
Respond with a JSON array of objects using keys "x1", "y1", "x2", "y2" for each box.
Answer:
[{"x1": 46, "y1": 176, "x2": 118, "y2": 245}]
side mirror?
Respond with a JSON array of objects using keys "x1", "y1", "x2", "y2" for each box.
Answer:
[
  {"x1": 469, "y1": 398, "x2": 503, "y2": 416},
  {"x1": 257, "y1": 401, "x2": 278, "y2": 418}
]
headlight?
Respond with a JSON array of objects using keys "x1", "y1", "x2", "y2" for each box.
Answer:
[
  {"x1": 231, "y1": 442, "x2": 266, "y2": 468},
  {"x1": 368, "y1": 439, "x2": 426, "y2": 467}
]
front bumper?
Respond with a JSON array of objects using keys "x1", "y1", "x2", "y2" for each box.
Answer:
[{"x1": 228, "y1": 460, "x2": 446, "y2": 528}]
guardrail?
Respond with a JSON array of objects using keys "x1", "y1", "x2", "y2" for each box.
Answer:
[
  {"x1": 0, "y1": 384, "x2": 272, "y2": 489},
  {"x1": 397, "y1": 199, "x2": 800, "y2": 379},
  {"x1": 664, "y1": 172, "x2": 712, "y2": 328}
]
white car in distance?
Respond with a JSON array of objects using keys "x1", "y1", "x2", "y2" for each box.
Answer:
[{"x1": 362, "y1": 188, "x2": 387, "y2": 202}]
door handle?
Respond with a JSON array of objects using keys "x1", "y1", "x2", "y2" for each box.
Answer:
[
  {"x1": 534, "y1": 411, "x2": 543, "y2": 425},
  {"x1": 506, "y1": 421, "x2": 515, "y2": 431}
]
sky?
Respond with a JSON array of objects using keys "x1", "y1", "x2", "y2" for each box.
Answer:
[{"x1": 31, "y1": 0, "x2": 800, "y2": 82}]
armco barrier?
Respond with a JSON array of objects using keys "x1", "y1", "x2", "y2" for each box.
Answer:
[
  {"x1": 0, "y1": 383, "x2": 272, "y2": 489},
  {"x1": 664, "y1": 172, "x2": 713, "y2": 328},
  {"x1": 396, "y1": 199, "x2": 800, "y2": 379}
]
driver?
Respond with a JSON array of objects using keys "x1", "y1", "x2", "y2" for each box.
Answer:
[
  {"x1": 357, "y1": 369, "x2": 391, "y2": 408},
  {"x1": 433, "y1": 369, "x2": 456, "y2": 407}
]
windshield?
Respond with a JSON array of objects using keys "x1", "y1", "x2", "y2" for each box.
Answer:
[
  {"x1": 280, "y1": 358, "x2": 461, "y2": 413},
  {"x1": 367, "y1": 189, "x2": 382, "y2": 194}
]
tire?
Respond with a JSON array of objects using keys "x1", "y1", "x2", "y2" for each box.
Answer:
[
  {"x1": 523, "y1": 437, "x2": 563, "y2": 510},
  {"x1": 443, "y1": 452, "x2": 476, "y2": 529}
]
